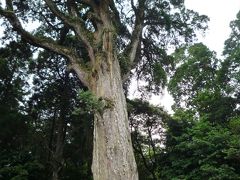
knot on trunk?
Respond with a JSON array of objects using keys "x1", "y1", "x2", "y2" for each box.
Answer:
[{"x1": 98, "y1": 97, "x2": 115, "y2": 113}]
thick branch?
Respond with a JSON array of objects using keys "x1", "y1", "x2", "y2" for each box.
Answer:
[
  {"x1": 0, "y1": 6, "x2": 90, "y2": 88},
  {"x1": 68, "y1": 60, "x2": 90, "y2": 88},
  {"x1": 109, "y1": 0, "x2": 130, "y2": 36},
  {"x1": 44, "y1": 0, "x2": 77, "y2": 26},
  {"x1": 122, "y1": 1, "x2": 145, "y2": 82},
  {"x1": 44, "y1": 0, "x2": 96, "y2": 64},
  {"x1": 0, "y1": 9, "x2": 70, "y2": 56}
]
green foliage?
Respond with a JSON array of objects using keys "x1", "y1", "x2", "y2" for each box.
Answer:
[
  {"x1": 161, "y1": 14, "x2": 240, "y2": 178},
  {"x1": 62, "y1": 161, "x2": 93, "y2": 180},
  {"x1": 0, "y1": 41, "x2": 31, "y2": 109},
  {"x1": 74, "y1": 90, "x2": 103, "y2": 114},
  {"x1": 0, "y1": 41, "x2": 46, "y2": 180},
  {"x1": 128, "y1": 99, "x2": 170, "y2": 180},
  {"x1": 229, "y1": 117, "x2": 240, "y2": 134},
  {"x1": 162, "y1": 117, "x2": 240, "y2": 179},
  {"x1": 116, "y1": 0, "x2": 208, "y2": 94},
  {"x1": 27, "y1": 51, "x2": 93, "y2": 179},
  {"x1": 0, "y1": 41, "x2": 93, "y2": 179},
  {"x1": 0, "y1": 153, "x2": 45, "y2": 180},
  {"x1": 74, "y1": 90, "x2": 116, "y2": 116},
  {"x1": 193, "y1": 90, "x2": 236, "y2": 123},
  {"x1": 152, "y1": 62, "x2": 167, "y2": 90},
  {"x1": 169, "y1": 43, "x2": 219, "y2": 107},
  {"x1": 150, "y1": 11, "x2": 240, "y2": 179},
  {"x1": 220, "y1": 10, "x2": 240, "y2": 98},
  {"x1": 223, "y1": 11, "x2": 240, "y2": 56}
]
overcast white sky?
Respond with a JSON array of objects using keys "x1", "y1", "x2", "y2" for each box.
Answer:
[
  {"x1": 185, "y1": 0, "x2": 240, "y2": 57},
  {"x1": 149, "y1": 0, "x2": 240, "y2": 112}
]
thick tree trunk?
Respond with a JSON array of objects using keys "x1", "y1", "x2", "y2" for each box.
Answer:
[{"x1": 91, "y1": 50, "x2": 138, "y2": 179}]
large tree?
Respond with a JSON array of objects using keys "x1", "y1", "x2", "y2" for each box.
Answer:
[{"x1": 0, "y1": 0, "x2": 208, "y2": 179}]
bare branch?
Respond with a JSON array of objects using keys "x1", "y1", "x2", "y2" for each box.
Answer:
[
  {"x1": 131, "y1": 0, "x2": 137, "y2": 13},
  {"x1": 68, "y1": 58, "x2": 90, "y2": 88}
]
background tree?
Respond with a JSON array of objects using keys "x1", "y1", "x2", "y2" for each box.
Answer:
[
  {"x1": 161, "y1": 13, "x2": 240, "y2": 178},
  {"x1": 0, "y1": 41, "x2": 46, "y2": 180},
  {"x1": 128, "y1": 99, "x2": 170, "y2": 180},
  {"x1": 221, "y1": 10, "x2": 240, "y2": 107},
  {"x1": 27, "y1": 50, "x2": 93, "y2": 180},
  {"x1": 168, "y1": 43, "x2": 219, "y2": 109},
  {"x1": 0, "y1": 38, "x2": 94, "y2": 179},
  {"x1": 168, "y1": 43, "x2": 237, "y2": 123},
  {"x1": 161, "y1": 115, "x2": 240, "y2": 179}
]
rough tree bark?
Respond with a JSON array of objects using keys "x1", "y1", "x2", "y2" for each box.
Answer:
[
  {"x1": 90, "y1": 32, "x2": 138, "y2": 179},
  {"x1": 91, "y1": 60, "x2": 138, "y2": 179},
  {"x1": 84, "y1": 3, "x2": 141, "y2": 178}
]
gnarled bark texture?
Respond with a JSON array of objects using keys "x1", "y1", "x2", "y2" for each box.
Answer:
[{"x1": 90, "y1": 33, "x2": 138, "y2": 179}]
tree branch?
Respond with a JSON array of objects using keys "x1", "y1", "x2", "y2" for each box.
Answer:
[
  {"x1": 44, "y1": 0, "x2": 77, "y2": 26},
  {"x1": 67, "y1": 0, "x2": 78, "y2": 17},
  {"x1": 109, "y1": 0, "x2": 130, "y2": 36},
  {"x1": 44, "y1": 0, "x2": 96, "y2": 64},
  {"x1": 81, "y1": 0, "x2": 96, "y2": 7},
  {"x1": 122, "y1": 1, "x2": 145, "y2": 82},
  {"x1": 0, "y1": 8, "x2": 69, "y2": 56},
  {"x1": 0, "y1": 4, "x2": 90, "y2": 88}
]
